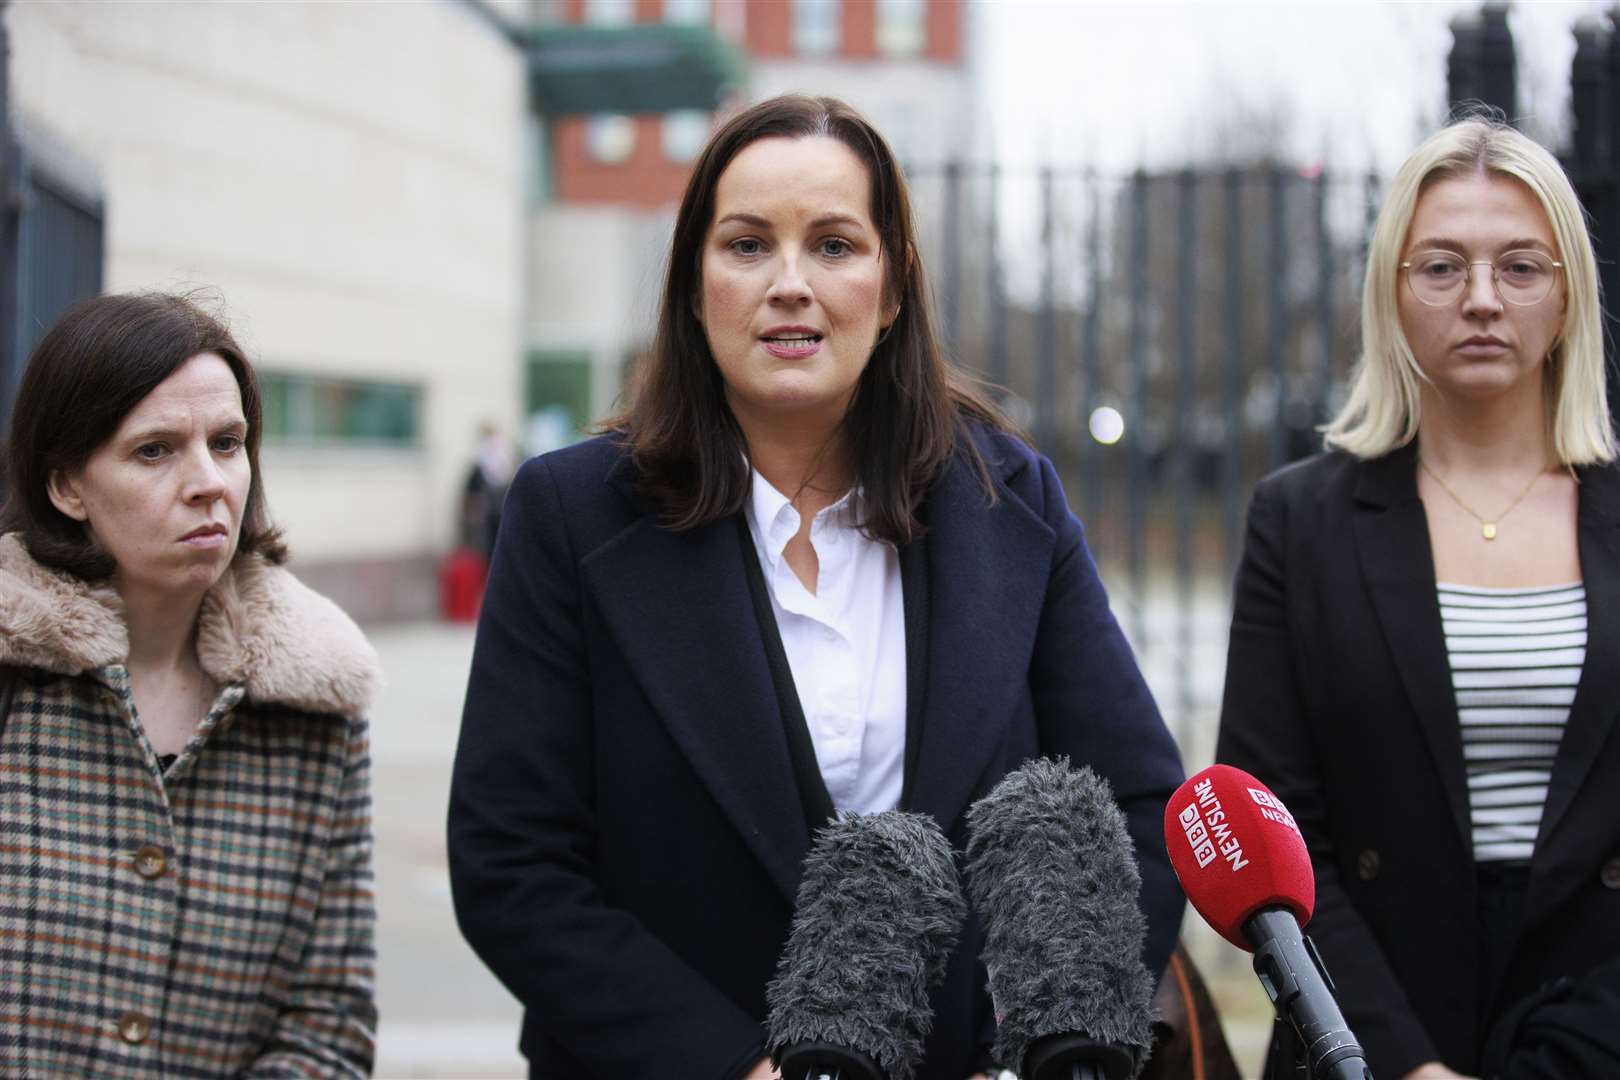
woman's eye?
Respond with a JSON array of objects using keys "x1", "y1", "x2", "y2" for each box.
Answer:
[
  {"x1": 213, "y1": 433, "x2": 243, "y2": 453},
  {"x1": 1419, "y1": 258, "x2": 1461, "y2": 279},
  {"x1": 135, "y1": 443, "x2": 167, "y2": 461},
  {"x1": 819, "y1": 238, "x2": 852, "y2": 257},
  {"x1": 729, "y1": 238, "x2": 764, "y2": 257}
]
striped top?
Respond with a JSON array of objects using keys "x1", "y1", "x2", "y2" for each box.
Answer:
[{"x1": 1440, "y1": 581, "x2": 1585, "y2": 865}]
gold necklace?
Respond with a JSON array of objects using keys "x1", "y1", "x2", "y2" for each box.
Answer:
[{"x1": 1418, "y1": 458, "x2": 1547, "y2": 541}]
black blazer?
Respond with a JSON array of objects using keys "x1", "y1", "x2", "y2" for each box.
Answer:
[
  {"x1": 1216, "y1": 442, "x2": 1620, "y2": 1078},
  {"x1": 448, "y1": 426, "x2": 1186, "y2": 1079}
]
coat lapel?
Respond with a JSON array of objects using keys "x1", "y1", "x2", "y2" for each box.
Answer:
[
  {"x1": 1536, "y1": 464, "x2": 1620, "y2": 851},
  {"x1": 1351, "y1": 444, "x2": 1474, "y2": 852},
  {"x1": 579, "y1": 438, "x2": 1062, "y2": 894},
  {"x1": 903, "y1": 442, "x2": 1057, "y2": 833},
  {"x1": 582, "y1": 473, "x2": 808, "y2": 905}
]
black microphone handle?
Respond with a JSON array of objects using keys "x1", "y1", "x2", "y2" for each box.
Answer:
[
  {"x1": 779, "y1": 1042, "x2": 883, "y2": 1080},
  {"x1": 1244, "y1": 907, "x2": 1374, "y2": 1080},
  {"x1": 1023, "y1": 1032, "x2": 1136, "y2": 1080}
]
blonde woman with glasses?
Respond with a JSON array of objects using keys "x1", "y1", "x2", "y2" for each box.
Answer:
[{"x1": 1217, "y1": 116, "x2": 1620, "y2": 1080}]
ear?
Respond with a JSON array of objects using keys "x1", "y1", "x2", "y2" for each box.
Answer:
[{"x1": 47, "y1": 468, "x2": 90, "y2": 523}]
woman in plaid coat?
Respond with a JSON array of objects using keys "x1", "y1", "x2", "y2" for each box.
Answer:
[{"x1": 0, "y1": 294, "x2": 380, "y2": 1077}]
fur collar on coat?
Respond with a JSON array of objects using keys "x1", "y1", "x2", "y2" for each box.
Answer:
[{"x1": 0, "y1": 532, "x2": 379, "y2": 719}]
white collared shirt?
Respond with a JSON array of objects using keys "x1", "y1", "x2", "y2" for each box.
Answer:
[{"x1": 743, "y1": 468, "x2": 906, "y2": 815}]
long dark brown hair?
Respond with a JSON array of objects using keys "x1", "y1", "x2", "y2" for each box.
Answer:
[
  {"x1": 608, "y1": 94, "x2": 1011, "y2": 544},
  {"x1": 1, "y1": 291, "x2": 287, "y2": 580}
]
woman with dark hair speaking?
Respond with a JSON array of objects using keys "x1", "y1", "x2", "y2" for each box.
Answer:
[
  {"x1": 0, "y1": 293, "x2": 380, "y2": 1076},
  {"x1": 1218, "y1": 116, "x2": 1620, "y2": 1080},
  {"x1": 448, "y1": 94, "x2": 1185, "y2": 1079}
]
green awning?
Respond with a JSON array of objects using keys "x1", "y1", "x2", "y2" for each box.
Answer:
[{"x1": 527, "y1": 23, "x2": 746, "y2": 116}]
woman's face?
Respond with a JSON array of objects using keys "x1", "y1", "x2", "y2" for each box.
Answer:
[
  {"x1": 48, "y1": 352, "x2": 251, "y2": 603},
  {"x1": 1397, "y1": 172, "x2": 1566, "y2": 405},
  {"x1": 698, "y1": 135, "x2": 895, "y2": 436}
]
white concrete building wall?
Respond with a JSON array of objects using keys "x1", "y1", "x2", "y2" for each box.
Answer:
[
  {"x1": 749, "y1": 60, "x2": 975, "y2": 164},
  {"x1": 8, "y1": 0, "x2": 528, "y2": 568},
  {"x1": 528, "y1": 204, "x2": 672, "y2": 423}
]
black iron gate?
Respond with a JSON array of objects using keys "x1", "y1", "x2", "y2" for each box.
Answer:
[
  {"x1": 0, "y1": 137, "x2": 105, "y2": 433},
  {"x1": 905, "y1": 161, "x2": 1378, "y2": 755},
  {"x1": 0, "y1": 6, "x2": 105, "y2": 439},
  {"x1": 897, "y1": 4, "x2": 1620, "y2": 757}
]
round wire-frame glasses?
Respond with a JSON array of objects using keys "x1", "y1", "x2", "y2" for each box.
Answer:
[{"x1": 1400, "y1": 249, "x2": 1563, "y2": 307}]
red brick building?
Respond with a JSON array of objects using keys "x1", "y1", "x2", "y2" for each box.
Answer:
[
  {"x1": 525, "y1": 0, "x2": 979, "y2": 451},
  {"x1": 548, "y1": 0, "x2": 966, "y2": 208}
]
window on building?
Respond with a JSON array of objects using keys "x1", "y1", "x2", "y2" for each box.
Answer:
[
  {"x1": 525, "y1": 351, "x2": 593, "y2": 454},
  {"x1": 583, "y1": 0, "x2": 634, "y2": 25},
  {"x1": 662, "y1": 0, "x2": 710, "y2": 24},
  {"x1": 876, "y1": 0, "x2": 924, "y2": 57},
  {"x1": 662, "y1": 110, "x2": 710, "y2": 163},
  {"x1": 585, "y1": 114, "x2": 636, "y2": 163},
  {"x1": 792, "y1": 0, "x2": 839, "y2": 56},
  {"x1": 260, "y1": 373, "x2": 422, "y2": 448}
]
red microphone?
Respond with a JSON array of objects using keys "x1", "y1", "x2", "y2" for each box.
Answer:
[
  {"x1": 1165, "y1": 765, "x2": 1372, "y2": 1080},
  {"x1": 1164, "y1": 763, "x2": 1314, "y2": 949}
]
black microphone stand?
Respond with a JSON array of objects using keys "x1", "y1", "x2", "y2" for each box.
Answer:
[{"x1": 1247, "y1": 909, "x2": 1374, "y2": 1080}]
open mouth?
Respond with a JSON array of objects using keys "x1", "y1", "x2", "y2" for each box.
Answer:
[{"x1": 760, "y1": 330, "x2": 824, "y2": 359}]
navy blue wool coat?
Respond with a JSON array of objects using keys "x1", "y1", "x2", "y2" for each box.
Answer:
[{"x1": 448, "y1": 425, "x2": 1186, "y2": 1079}]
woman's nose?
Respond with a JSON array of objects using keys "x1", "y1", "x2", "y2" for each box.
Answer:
[
  {"x1": 182, "y1": 445, "x2": 229, "y2": 501},
  {"x1": 766, "y1": 252, "x2": 812, "y2": 305},
  {"x1": 1461, "y1": 262, "x2": 1505, "y2": 316}
]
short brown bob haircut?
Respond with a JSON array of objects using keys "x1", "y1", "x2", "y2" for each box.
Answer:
[
  {"x1": 609, "y1": 94, "x2": 1010, "y2": 544},
  {"x1": 2, "y1": 291, "x2": 287, "y2": 580}
]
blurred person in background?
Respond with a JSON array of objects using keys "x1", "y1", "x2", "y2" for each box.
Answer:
[
  {"x1": 462, "y1": 420, "x2": 516, "y2": 561},
  {"x1": 448, "y1": 94, "x2": 1185, "y2": 1079},
  {"x1": 442, "y1": 421, "x2": 517, "y2": 622},
  {"x1": 0, "y1": 293, "x2": 380, "y2": 1077},
  {"x1": 1218, "y1": 116, "x2": 1620, "y2": 1080}
]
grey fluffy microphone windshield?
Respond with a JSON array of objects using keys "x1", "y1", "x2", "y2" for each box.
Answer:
[
  {"x1": 964, "y1": 757, "x2": 1156, "y2": 1080},
  {"x1": 766, "y1": 811, "x2": 967, "y2": 1080}
]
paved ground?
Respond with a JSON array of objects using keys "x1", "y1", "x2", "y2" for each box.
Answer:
[
  {"x1": 365, "y1": 592, "x2": 1274, "y2": 1078},
  {"x1": 367, "y1": 621, "x2": 526, "y2": 1078}
]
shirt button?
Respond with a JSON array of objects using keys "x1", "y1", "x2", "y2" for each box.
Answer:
[
  {"x1": 117, "y1": 1010, "x2": 151, "y2": 1044},
  {"x1": 1356, "y1": 849, "x2": 1380, "y2": 882},
  {"x1": 1601, "y1": 856, "x2": 1620, "y2": 890},
  {"x1": 132, "y1": 845, "x2": 167, "y2": 880},
  {"x1": 821, "y1": 627, "x2": 837, "y2": 643}
]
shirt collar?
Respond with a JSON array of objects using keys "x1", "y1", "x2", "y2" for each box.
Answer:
[{"x1": 745, "y1": 467, "x2": 862, "y2": 567}]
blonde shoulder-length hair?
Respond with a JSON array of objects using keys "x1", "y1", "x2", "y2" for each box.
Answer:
[{"x1": 1323, "y1": 116, "x2": 1615, "y2": 465}]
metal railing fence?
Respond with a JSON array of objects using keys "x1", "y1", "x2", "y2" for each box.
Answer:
[{"x1": 906, "y1": 161, "x2": 1383, "y2": 756}]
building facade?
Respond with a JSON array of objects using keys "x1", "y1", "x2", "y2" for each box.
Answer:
[
  {"x1": 7, "y1": 1, "x2": 530, "y2": 618},
  {"x1": 4, "y1": 0, "x2": 978, "y2": 619},
  {"x1": 525, "y1": 0, "x2": 979, "y2": 451}
]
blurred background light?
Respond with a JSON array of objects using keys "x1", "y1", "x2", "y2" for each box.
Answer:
[{"x1": 1089, "y1": 405, "x2": 1125, "y2": 445}]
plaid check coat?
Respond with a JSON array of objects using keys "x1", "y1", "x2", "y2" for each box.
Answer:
[{"x1": 0, "y1": 533, "x2": 381, "y2": 1078}]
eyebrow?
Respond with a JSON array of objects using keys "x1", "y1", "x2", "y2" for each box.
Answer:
[
  {"x1": 1407, "y1": 236, "x2": 1558, "y2": 257},
  {"x1": 714, "y1": 212, "x2": 869, "y2": 231},
  {"x1": 122, "y1": 416, "x2": 247, "y2": 443}
]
